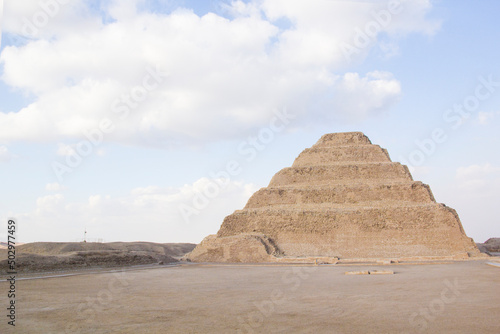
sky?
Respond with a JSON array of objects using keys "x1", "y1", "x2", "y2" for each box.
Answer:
[{"x1": 0, "y1": 0, "x2": 499, "y2": 244}]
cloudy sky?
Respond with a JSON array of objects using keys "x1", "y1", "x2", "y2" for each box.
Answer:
[{"x1": 0, "y1": 0, "x2": 499, "y2": 244}]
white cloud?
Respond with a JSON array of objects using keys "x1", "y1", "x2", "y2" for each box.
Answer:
[
  {"x1": 382, "y1": 0, "x2": 441, "y2": 36},
  {"x1": 45, "y1": 182, "x2": 67, "y2": 192},
  {"x1": 329, "y1": 71, "x2": 401, "y2": 121},
  {"x1": 35, "y1": 193, "x2": 65, "y2": 215},
  {"x1": 56, "y1": 143, "x2": 76, "y2": 156},
  {"x1": 0, "y1": 146, "x2": 13, "y2": 162},
  {"x1": 260, "y1": 0, "x2": 439, "y2": 62},
  {"x1": 13, "y1": 178, "x2": 259, "y2": 243},
  {"x1": 2, "y1": 0, "x2": 99, "y2": 40},
  {"x1": 456, "y1": 163, "x2": 500, "y2": 180},
  {"x1": 456, "y1": 163, "x2": 500, "y2": 193},
  {"x1": 477, "y1": 111, "x2": 498, "y2": 125},
  {"x1": 0, "y1": 0, "x2": 438, "y2": 147}
]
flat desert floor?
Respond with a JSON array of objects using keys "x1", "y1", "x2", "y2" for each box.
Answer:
[{"x1": 1, "y1": 260, "x2": 499, "y2": 333}]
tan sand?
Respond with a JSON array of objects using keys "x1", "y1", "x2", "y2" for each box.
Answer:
[{"x1": 1, "y1": 260, "x2": 499, "y2": 333}]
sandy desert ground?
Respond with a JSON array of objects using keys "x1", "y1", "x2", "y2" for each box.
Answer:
[{"x1": 1, "y1": 259, "x2": 499, "y2": 333}]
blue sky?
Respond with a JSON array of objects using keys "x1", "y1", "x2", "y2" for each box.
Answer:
[{"x1": 0, "y1": 0, "x2": 499, "y2": 244}]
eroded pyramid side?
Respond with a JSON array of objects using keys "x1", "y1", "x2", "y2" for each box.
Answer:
[{"x1": 186, "y1": 132, "x2": 481, "y2": 262}]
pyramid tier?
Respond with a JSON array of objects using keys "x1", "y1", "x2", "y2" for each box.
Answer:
[
  {"x1": 217, "y1": 204, "x2": 477, "y2": 258},
  {"x1": 313, "y1": 132, "x2": 372, "y2": 147},
  {"x1": 292, "y1": 145, "x2": 391, "y2": 167},
  {"x1": 269, "y1": 162, "x2": 412, "y2": 187},
  {"x1": 244, "y1": 181, "x2": 435, "y2": 209}
]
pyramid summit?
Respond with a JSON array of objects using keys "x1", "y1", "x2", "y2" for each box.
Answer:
[{"x1": 187, "y1": 132, "x2": 480, "y2": 263}]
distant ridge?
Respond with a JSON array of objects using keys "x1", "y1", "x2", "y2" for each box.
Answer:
[
  {"x1": 0, "y1": 242, "x2": 24, "y2": 249},
  {"x1": 0, "y1": 241, "x2": 196, "y2": 273}
]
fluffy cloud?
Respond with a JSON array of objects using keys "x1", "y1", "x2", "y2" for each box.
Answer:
[
  {"x1": 0, "y1": 0, "x2": 438, "y2": 147},
  {"x1": 330, "y1": 71, "x2": 401, "y2": 121},
  {"x1": 45, "y1": 182, "x2": 67, "y2": 192},
  {"x1": 456, "y1": 163, "x2": 500, "y2": 192},
  {"x1": 456, "y1": 163, "x2": 500, "y2": 180},
  {"x1": 260, "y1": 0, "x2": 439, "y2": 62},
  {"x1": 2, "y1": 0, "x2": 97, "y2": 40},
  {"x1": 12, "y1": 178, "x2": 258, "y2": 243}
]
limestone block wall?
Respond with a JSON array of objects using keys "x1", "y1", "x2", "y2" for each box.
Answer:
[
  {"x1": 269, "y1": 163, "x2": 413, "y2": 187},
  {"x1": 217, "y1": 204, "x2": 477, "y2": 258},
  {"x1": 244, "y1": 182, "x2": 435, "y2": 208},
  {"x1": 292, "y1": 145, "x2": 391, "y2": 167}
]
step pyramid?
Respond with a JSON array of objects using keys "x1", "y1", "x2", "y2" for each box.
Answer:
[{"x1": 187, "y1": 132, "x2": 480, "y2": 262}]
